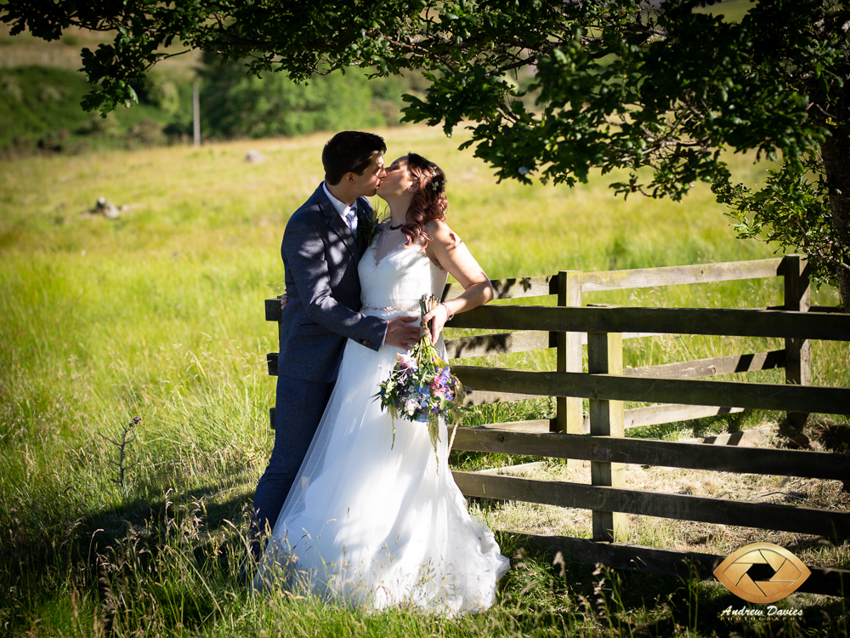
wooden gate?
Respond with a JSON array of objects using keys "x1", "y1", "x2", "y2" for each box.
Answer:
[{"x1": 265, "y1": 255, "x2": 850, "y2": 597}]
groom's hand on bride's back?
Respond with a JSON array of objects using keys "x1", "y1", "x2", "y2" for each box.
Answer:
[{"x1": 385, "y1": 316, "x2": 420, "y2": 350}]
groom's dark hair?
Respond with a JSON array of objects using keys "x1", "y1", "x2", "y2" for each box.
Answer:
[{"x1": 323, "y1": 131, "x2": 387, "y2": 185}]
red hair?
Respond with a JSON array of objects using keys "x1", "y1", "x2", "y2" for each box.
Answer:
[{"x1": 398, "y1": 153, "x2": 448, "y2": 246}]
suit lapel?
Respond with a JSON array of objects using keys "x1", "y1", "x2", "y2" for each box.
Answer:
[{"x1": 320, "y1": 194, "x2": 360, "y2": 261}]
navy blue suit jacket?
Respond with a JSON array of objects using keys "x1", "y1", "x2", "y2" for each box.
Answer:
[{"x1": 278, "y1": 184, "x2": 386, "y2": 383}]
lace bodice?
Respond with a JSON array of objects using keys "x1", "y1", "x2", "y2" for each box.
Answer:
[{"x1": 359, "y1": 229, "x2": 447, "y2": 312}]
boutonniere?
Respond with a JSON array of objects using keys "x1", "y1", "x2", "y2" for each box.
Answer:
[{"x1": 357, "y1": 208, "x2": 384, "y2": 247}]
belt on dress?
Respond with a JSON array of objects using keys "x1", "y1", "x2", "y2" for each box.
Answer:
[{"x1": 361, "y1": 304, "x2": 419, "y2": 313}]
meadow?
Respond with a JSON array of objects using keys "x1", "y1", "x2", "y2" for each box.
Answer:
[{"x1": 1, "y1": 124, "x2": 847, "y2": 637}]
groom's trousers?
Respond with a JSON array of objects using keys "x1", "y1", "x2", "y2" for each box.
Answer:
[{"x1": 251, "y1": 374, "x2": 335, "y2": 551}]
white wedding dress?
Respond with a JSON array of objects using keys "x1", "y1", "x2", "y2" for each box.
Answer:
[{"x1": 253, "y1": 228, "x2": 510, "y2": 615}]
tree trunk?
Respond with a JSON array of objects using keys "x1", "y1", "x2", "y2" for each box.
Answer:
[{"x1": 820, "y1": 133, "x2": 850, "y2": 313}]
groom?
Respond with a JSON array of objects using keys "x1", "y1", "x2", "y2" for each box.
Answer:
[{"x1": 249, "y1": 131, "x2": 420, "y2": 560}]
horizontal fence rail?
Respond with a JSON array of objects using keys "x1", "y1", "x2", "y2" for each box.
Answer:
[
  {"x1": 453, "y1": 366, "x2": 850, "y2": 416},
  {"x1": 452, "y1": 471, "x2": 850, "y2": 539},
  {"x1": 580, "y1": 258, "x2": 787, "y2": 292},
  {"x1": 445, "y1": 275, "x2": 557, "y2": 301},
  {"x1": 450, "y1": 429, "x2": 850, "y2": 481},
  {"x1": 516, "y1": 534, "x2": 846, "y2": 598},
  {"x1": 442, "y1": 258, "x2": 788, "y2": 299},
  {"x1": 447, "y1": 305, "x2": 850, "y2": 341},
  {"x1": 624, "y1": 350, "x2": 787, "y2": 378}
]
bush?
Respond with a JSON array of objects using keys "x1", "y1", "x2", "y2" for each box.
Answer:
[
  {"x1": 198, "y1": 54, "x2": 409, "y2": 139},
  {"x1": 0, "y1": 65, "x2": 192, "y2": 154},
  {"x1": 0, "y1": 65, "x2": 91, "y2": 149}
]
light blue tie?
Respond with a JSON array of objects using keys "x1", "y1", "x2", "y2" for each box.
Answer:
[{"x1": 345, "y1": 209, "x2": 358, "y2": 233}]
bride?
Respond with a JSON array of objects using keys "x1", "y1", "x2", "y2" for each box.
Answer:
[{"x1": 253, "y1": 153, "x2": 510, "y2": 615}]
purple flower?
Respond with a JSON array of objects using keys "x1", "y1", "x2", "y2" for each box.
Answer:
[{"x1": 396, "y1": 353, "x2": 417, "y2": 371}]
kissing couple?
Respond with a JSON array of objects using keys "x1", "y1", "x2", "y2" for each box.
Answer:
[{"x1": 249, "y1": 131, "x2": 510, "y2": 616}]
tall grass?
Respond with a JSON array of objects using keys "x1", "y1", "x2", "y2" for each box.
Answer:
[{"x1": 0, "y1": 126, "x2": 847, "y2": 636}]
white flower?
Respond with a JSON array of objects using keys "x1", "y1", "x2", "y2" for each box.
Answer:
[
  {"x1": 405, "y1": 398, "x2": 419, "y2": 416},
  {"x1": 518, "y1": 166, "x2": 530, "y2": 175}
]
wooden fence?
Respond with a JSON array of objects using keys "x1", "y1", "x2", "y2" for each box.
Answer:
[{"x1": 265, "y1": 255, "x2": 850, "y2": 597}]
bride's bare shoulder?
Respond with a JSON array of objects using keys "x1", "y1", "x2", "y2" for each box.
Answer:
[{"x1": 425, "y1": 219, "x2": 462, "y2": 249}]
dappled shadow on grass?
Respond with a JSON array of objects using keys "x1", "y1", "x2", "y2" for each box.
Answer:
[{"x1": 0, "y1": 477, "x2": 258, "y2": 635}]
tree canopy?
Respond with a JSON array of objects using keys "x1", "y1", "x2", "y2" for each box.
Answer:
[{"x1": 3, "y1": 0, "x2": 849, "y2": 308}]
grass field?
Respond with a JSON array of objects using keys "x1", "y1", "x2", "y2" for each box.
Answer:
[{"x1": 1, "y1": 125, "x2": 848, "y2": 637}]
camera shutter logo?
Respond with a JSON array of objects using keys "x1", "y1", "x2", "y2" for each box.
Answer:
[{"x1": 714, "y1": 542, "x2": 811, "y2": 604}]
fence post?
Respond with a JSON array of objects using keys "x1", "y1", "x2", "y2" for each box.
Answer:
[
  {"x1": 555, "y1": 271, "x2": 584, "y2": 445},
  {"x1": 587, "y1": 331, "x2": 627, "y2": 542},
  {"x1": 783, "y1": 254, "x2": 811, "y2": 430}
]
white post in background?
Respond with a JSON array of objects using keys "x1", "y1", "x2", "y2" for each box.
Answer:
[{"x1": 193, "y1": 82, "x2": 201, "y2": 147}]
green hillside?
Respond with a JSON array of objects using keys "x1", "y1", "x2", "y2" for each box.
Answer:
[{"x1": 0, "y1": 65, "x2": 192, "y2": 153}]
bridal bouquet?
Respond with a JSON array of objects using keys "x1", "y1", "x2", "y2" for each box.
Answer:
[{"x1": 376, "y1": 294, "x2": 469, "y2": 458}]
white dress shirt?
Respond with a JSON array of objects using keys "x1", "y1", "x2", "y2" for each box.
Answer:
[{"x1": 322, "y1": 182, "x2": 358, "y2": 232}]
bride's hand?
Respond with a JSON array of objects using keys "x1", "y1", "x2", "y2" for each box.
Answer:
[{"x1": 422, "y1": 302, "x2": 453, "y2": 344}]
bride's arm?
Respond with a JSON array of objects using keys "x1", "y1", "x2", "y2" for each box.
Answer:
[{"x1": 422, "y1": 219, "x2": 494, "y2": 344}]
